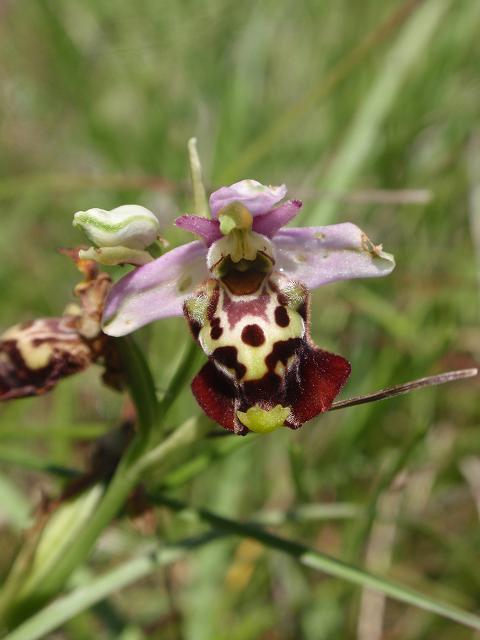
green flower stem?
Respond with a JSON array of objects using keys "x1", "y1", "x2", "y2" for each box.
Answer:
[
  {"x1": 117, "y1": 337, "x2": 158, "y2": 438},
  {"x1": 29, "y1": 337, "x2": 158, "y2": 597},
  {"x1": 153, "y1": 495, "x2": 480, "y2": 632},
  {"x1": 157, "y1": 340, "x2": 202, "y2": 420}
]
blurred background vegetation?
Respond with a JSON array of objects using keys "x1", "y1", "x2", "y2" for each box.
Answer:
[{"x1": 1, "y1": 0, "x2": 480, "y2": 638}]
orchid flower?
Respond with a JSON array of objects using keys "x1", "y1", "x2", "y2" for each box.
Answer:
[
  {"x1": 99, "y1": 177, "x2": 395, "y2": 435},
  {"x1": 0, "y1": 252, "x2": 122, "y2": 401}
]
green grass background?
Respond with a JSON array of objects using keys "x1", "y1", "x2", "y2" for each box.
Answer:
[{"x1": 1, "y1": 0, "x2": 480, "y2": 637}]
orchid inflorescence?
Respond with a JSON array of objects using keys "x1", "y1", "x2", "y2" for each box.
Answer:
[
  {"x1": 0, "y1": 140, "x2": 477, "y2": 435},
  {"x1": 71, "y1": 141, "x2": 476, "y2": 435}
]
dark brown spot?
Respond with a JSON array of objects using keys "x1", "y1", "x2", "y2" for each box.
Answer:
[
  {"x1": 297, "y1": 302, "x2": 307, "y2": 321},
  {"x1": 188, "y1": 319, "x2": 201, "y2": 340},
  {"x1": 268, "y1": 278, "x2": 279, "y2": 293},
  {"x1": 32, "y1": 337, "x2": 61, "y2": 347},
  {"x1": 241, "y1": 324, "x2": 265, "y2": 346},
  {"x1": 210, "y1": 319, "x2": 223, "y2": 340},
  {"x1": 212, "y1": 346, "x2": 246, "y2": 380},
  {"x1": 265, "y1": 338, "x2": 302, "y2": 373},
  {"x1": 210, "y1": 327, "x2": 223, "y2": 339},
  {"x1": 277, "y1": 292, "x2": 288, "y2": 306},
  {"x1": 206, "y1": 285, "x2": 220, "y2": 321},
  {"x1": 274, "y1": 306, "x2": 290, "y2": 327}
]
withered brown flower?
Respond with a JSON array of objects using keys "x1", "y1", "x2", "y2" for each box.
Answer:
[{"x1": 0, "y1": 250, "x2": 122, "y2": 401}]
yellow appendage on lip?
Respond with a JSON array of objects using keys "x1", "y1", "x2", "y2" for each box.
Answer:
[{"x1": 236, "y1": 404, "x2": 291, "y2": 433}]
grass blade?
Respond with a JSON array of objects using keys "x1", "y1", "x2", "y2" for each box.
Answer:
[
  {"x1": 305, "y1": 0, "x2": 452, "y2": 225},
  {"x1": 218, "y1": 0, "x2": 422, "y2": 183}
]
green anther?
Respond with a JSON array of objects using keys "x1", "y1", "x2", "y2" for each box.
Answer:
[
  {"x1": 219, "y1": 215, "x2": 237, "y2": 236},
  {"x1": 218, "y1": 202, "x2": 253, "y2": 236},
  {"x1": 236, "y1": 404, "x2": 291, "y2": 433}
]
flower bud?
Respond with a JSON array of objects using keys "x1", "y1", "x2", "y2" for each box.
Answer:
[
  {"x1": 3, "y1": 484, "x2": 105, "y2": 621},
  {"x1": 73, "y1": 205, "x2": 161, "y2": 250}
]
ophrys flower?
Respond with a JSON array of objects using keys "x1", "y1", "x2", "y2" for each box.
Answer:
[{"x1": 100, "y1": 179, "x2": 395, "y2": 435}]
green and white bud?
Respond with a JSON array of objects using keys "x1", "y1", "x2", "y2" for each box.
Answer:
[{"x1": 73, "y1": 205, "x2": 161, "y2": 250}]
